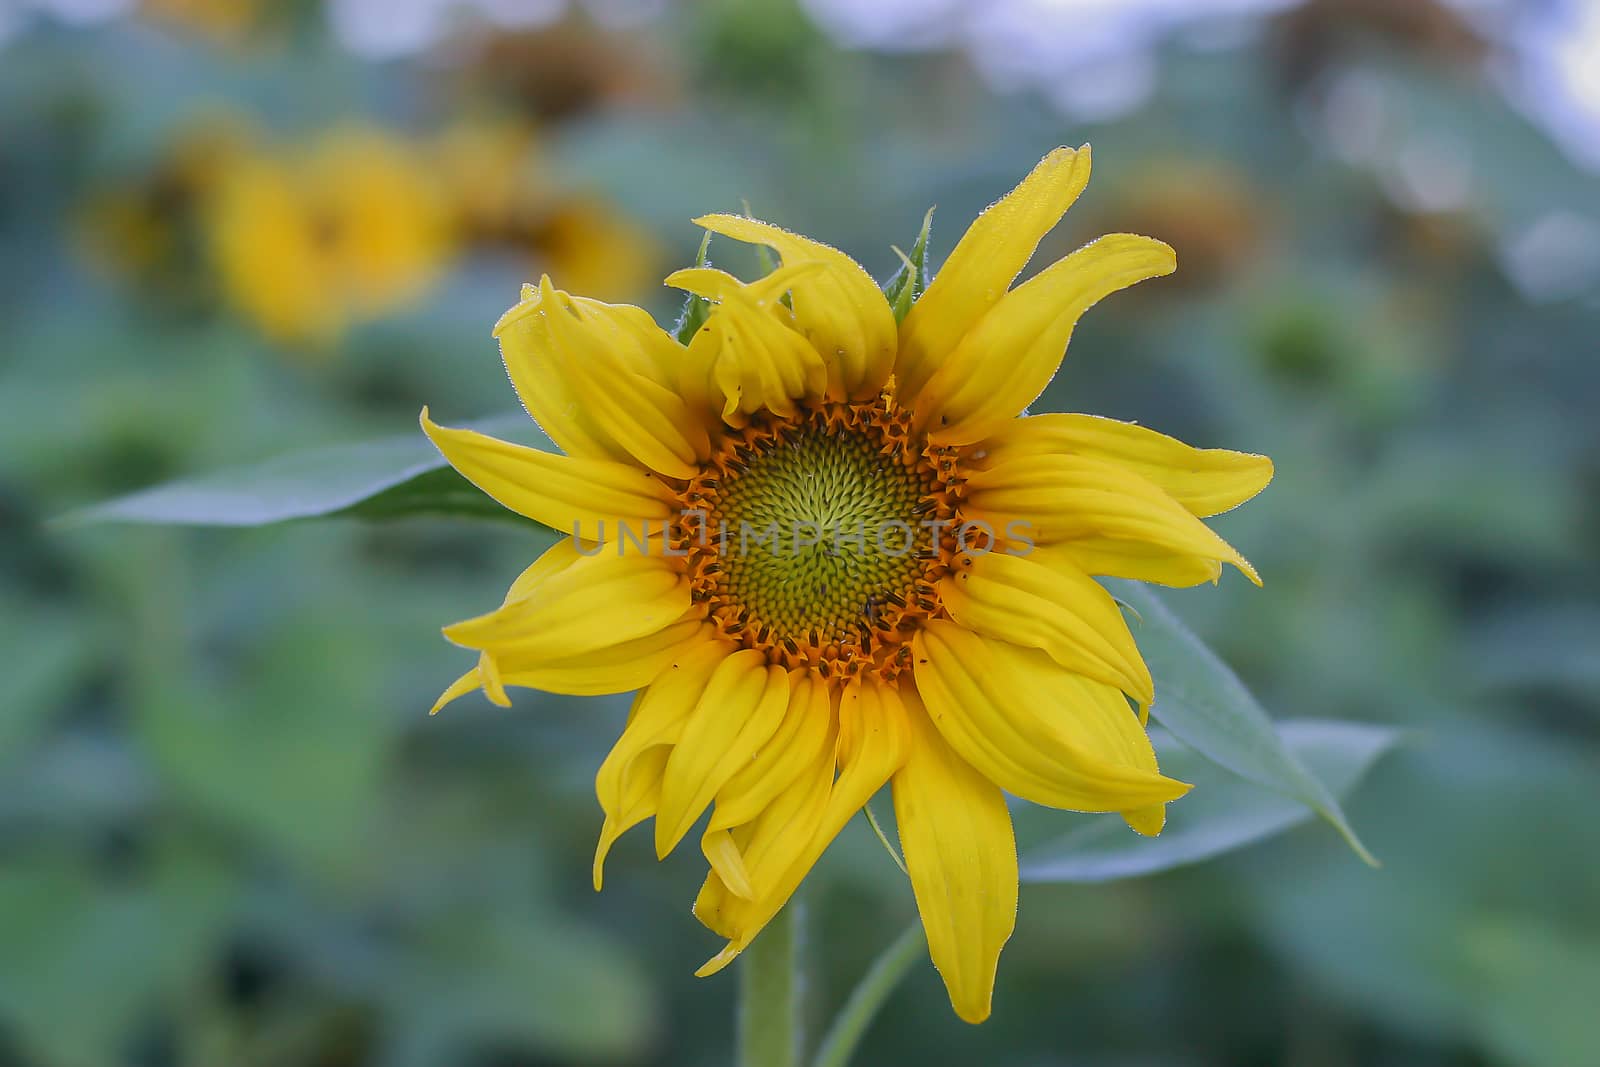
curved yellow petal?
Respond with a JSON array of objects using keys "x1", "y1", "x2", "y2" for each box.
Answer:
[
  {"x1": 594, "y1": 640, "x2": 728, "y2": 821},
  {"x1": 429, "y1": 668, "x2": 481, "y2": 715},
  {"x1": 893, "y1": 692, "x2": 1017, "y2": 1024},
  {"x1": 668, "y1": 268, "x2": 829, "y2": 423},
  {"x1": 573, "y1": 294, "x2": 686, "y2": 385},
  {"x1": 494, "y1": 618, "x2": 714, "y2": 697},
  {"x1": 693, "y1": 726, "x2": 837, "y2": 941},
  {"x1": 917, "y1": 234, "x2": 1176, "y2": 445},
  {"x1": 593, "y1": 744, "x2": 670, "y2": 891},
  {"x1": 987, "y1": 642, "x2": 1170, "y2": 835},
  {"x1": 707, "y1": 669, "x2": 834, "y2": 832},
  {"x1": 500, "y1": 536, "x2": 589, "y2": 601},
  {"x1": 420, "y1": 408, "x2": 675, "y2": 536},
  {"x1": 702, "y1": 827, "x2": 756, "y2": 900},
  {"x1": 693, "y1": 676, "x2": 908, "y2": 976},
  {"x1": 964, "y1": 452, "x2": 1260, "y2": 585},
  {"x1": 897, "y1": 146, "x2": 1092, "y2": 401},
  {"x1": 477, "y1": 648, "x2": 510, "y2": 707},
  {"x1": 912, "y1": 621, "x2": 1190, "y2": 812},
  {"x1": 655, "y1": 653, "x2": 790, "y2": 857},
  {"x1": 442, "y1": 552, "x2": 691, "y2": 662},
  {"x1": 939, "y1": 550, "x2": 1153, "y2": 706},
  {"x1": 493, "y1": 278, "x2": 709, "y2": 477},
  {"x1": 695, "y1": 214, "x2": 898, "y2": 402},
  {"x1": 976, "y1": 413, "x2": 1274, "y2": 517},
  {"x1": 1031, "y1": 539, "x2": 1224, "y2": 590}
]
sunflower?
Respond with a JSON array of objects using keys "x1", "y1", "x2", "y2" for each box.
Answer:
[
  {"x1": 205, "y1": 128, "x2": 451, "y2": 347},
  {"x1": 423, "y1": 146, "x2": 1272, "y2": 1023}
]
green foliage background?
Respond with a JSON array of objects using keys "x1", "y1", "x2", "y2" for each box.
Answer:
[{"x1": 2, "y1": 1, "x2": 1597, "y2": 1065}]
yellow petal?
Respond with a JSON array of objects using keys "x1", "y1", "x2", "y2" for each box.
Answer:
[
  {"x1": 493, "y1": 278, "x2": 708, "y2": 476},
  {"x1": 442, "y1": 552, "x2": 691, "y2": 662},
  {"x1": 477, "y1": 648, "x2": 511, "y2": 707},
  {"x1": 500, "y1": 537, "x2": 589, "y2": 601},
  {"x1": 893, "y1": 692, "x2": 1018, "y2": 1024},
  {"x1": 693, "y1": 676, "x2": 908, "y2": 976},
  {"x1": 939, "y1": 550, "x2": 1153, "y2": 706},
  {"x1": 668, "y1": 267, "x2": 829, "y2": 423},
  {"x1": 694, "y1": 214, "x2": 898, "y2": 401},
  {"x1": 655, "y1": 653, "x2": 790, "y2": 857},
  {"x1": 701, "y1": 827, "x2": 756, "y2": 900},
  {"x1": 436, "y1": 623, "x2": 710, "y2": 710},
  {"x1": 897, "y1": 146, "x2": 1092, "y2": 401},
  {"x1": 593, "y1": 744, "x2": 670, "y2": 891},
  {"x1": 429, "y1": 668, "x2": 481, "y2": 715},
  {"x1": 1031, "y1": 539, "x2": 1224, "y2": 590},
  {"x1": 916, "y1": 234, "x2": 1176, "y2": 445},
  {"x1": 692, "y1": 723, "x2": 837, "y2": 944},
  {"x1": 594, "y1": 640, "x2": 729, "y2": 820},
  {"x1": 987, "y1": 643, "x2": 1170, "y2": 835},
  {"x1": 420, "y1": 408, "x2": 675, "y2": 536},
  {"x1": 976, "y1": 413, "x2": 1274, "y2": 517},
  {"x1": 707, "y1": 669, "x2": 834, "y2": 832},
  {"x1": 488, "y1": 619, "x2": 712, "y2": 697},
  {"x1": 572, "y1": 294, "x2": 687, "y2": 385},
  {"x1": 912, "y1": 621, "x2": 1190, "y2": 812},
  {"x1": 964, "y1": 452, "x2": 1260, "y2": 585}
]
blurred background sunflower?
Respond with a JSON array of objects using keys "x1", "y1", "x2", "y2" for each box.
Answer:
[{"x1": 2, "y1": 1, "x2": 1597, "y2": 1065}]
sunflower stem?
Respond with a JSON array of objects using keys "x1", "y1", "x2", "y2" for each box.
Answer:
[
  {"x1": 738, "y1": 897, "x2": 803, "y2": 1067},
  {"x1": 809, "y1": 923, "x2": 924, "y2": 1067}
]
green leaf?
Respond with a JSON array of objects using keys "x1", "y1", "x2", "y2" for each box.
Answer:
[
  {"x1": 1021, "y1": 720, "x2": 1403, "y2": 883},
  {"x1": 132, "y1": 617, "x2": 399, "y2": 872},
  {"x1": 1111, "y1": 581, "x2": 1380, "y2": 865},
  {"x1": 0, "y1": 848, "x2": 233, "y2": 1067},
  {"x1": 65, "y1": 413, "x2": 549, "y2": 528},
  {"x1": 1461, "y1": 918, "x2": 1600, "y2": 1067},
  {"x1": 0, "y1": 612, "x2": 95, "y2": 768},
  {"x1": 673, "y1": 230, "x2": 715, "y2": 345},
  {"x1": 385, "y1": 913, "x2": 659, "y2": 1066},
  {"x1": 882, "y1": 207, "x2": 934, "y2": 323}
]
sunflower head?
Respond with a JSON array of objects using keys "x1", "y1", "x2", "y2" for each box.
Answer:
[
  {"x1": 205, "y1": 128, "x2": 452, "y2": 346},
  {"x1": 423, "y1": 146, "x2": 1273, "y2": 1024}
]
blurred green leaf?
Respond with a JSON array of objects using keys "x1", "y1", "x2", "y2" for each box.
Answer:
[
  {"x1": 1463, "y1": 918, "x2": 1600, "y2": 1067},
  {"x1": 68, "y1": 414, "x2": 549, "y2": 528},
  {"x1": 384, "y1": 913, "x2": 659, "y2": 1067},
  {"x1": 0, "y1": 848, "x2": 233, "y2": 1067},
  {"x1": 673, "y1": 231, "x2": 715, "y2": 345},
  {"x1": 0, "y1": 612, "x2": 95, "y2": 767},
  {"x1": 1021, "y1": 720, "x2": 1402, "y2": 883},
  {"x1": 1111, "y1": 582, "x2": 1378, "y2": 865},
  {"x1": 882, "y1": 207, "x2": 934, "y2": 323},
  {"x1": 133, "y1": 618, "x2": 396, "y2": 872}
]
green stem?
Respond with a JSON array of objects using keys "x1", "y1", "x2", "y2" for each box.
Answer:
[
  {"x1": 738, "y1": 898, "x2": 803, "y2": 1067},
  {"x1": 809, "y1": 924, "x2": 924, "y2": 1067}
]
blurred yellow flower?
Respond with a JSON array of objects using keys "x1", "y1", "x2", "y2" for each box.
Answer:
[
  {"x1": 433, "y1": 118, "x2": 662, "y2": 302},
  {"x1": 141, "y1": 0, "x2": 265, "y2": 43},
  {"x1": 434, "y1": 119, "x2": 548, "y2": 239},
  {"x1": 77, "y1": 117, "x2": 249, "y2": 291},
  {"x1": 532, "y1": 198, "x2": 663, "y2": 303},
  {"x1": 205, "y1": 129, "x2": 452, "y2": 347},
  {"x1": 422, "y1": 147, "x2": 1273, "y2": 1023}
]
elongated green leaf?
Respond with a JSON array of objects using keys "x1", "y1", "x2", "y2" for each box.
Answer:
[
  {"x1": 882, "y1": 207, "x2": 934, "y2": 323},
  {"x1": 1110, "y1": 581, "x2": 1380, "y2": 864},
  {"x1": 673, "y1": 231, "x2": 715, "y2": 344},
  {"x1": 66, "y1": 414, "x2": 549, "y2": 527},
  {"x1": 1021, "y1": 720, "x2": 1402, "y2": 883}
]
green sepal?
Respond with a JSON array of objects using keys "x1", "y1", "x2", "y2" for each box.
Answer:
[
  {"x1": 672, "y1": 231, "x2": 715, "y2": 345},
  {"x1": 882, "y1": 206, "x2": 934, "y2": 323}
]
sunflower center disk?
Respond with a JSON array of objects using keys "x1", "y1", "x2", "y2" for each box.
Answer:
[{"x1": 677, "y1": 401, "x2": 961, "y2": 681}]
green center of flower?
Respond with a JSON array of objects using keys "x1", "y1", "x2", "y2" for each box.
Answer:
[
  {"x1": 676, "y1": 400, "x2": 959, "y2": 678},
  {"x1": 713, "y1": 425, "x2": 929, "y2": 643}
]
